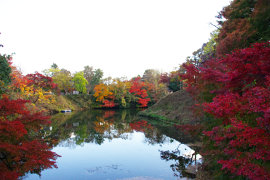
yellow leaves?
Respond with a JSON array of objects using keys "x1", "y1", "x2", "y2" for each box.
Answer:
[
  {"x1": 93, "y1": 79, "x2": 132, "y2": 106},
  {"x1": 18, "y1": 84, "x2": 55, "y2": 105},
  {"x1": 107, "y1": 80, "x2": 131, "y2": 103},
  {"x1": 121, "y1": 97, "x2": 126, "y2": 107},
  {"x1": 112, "y1": 79, "x2": 131, "y2": 96},
  {"x1": 34, "y1": 88, "x2": 55, "y2": 104},
  {"x1": 19, "y1": 84, "x2": 34, "y2": 97}
]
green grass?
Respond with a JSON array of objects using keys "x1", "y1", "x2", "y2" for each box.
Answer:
[{"x1": 139, "y1": 90, "x2": 198, "y2": 125}]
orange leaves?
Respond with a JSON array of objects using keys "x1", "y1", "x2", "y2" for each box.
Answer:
[
  {"x1": 93, "y1": 83, "x2": 113, "y2": 102},
  {"x1": 7, "y1": 63, "x2": 56, "y2": 108},
  {"x1": 93, "y1": 77, "x2": 155, "y2": 108},
  {"x1": 93, "y1": 83, "x2": 116, "y2": 107}
]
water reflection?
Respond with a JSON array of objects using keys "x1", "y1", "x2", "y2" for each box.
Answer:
[
  {"x1": 160, "y1": 144, "x2": 201, "y2": 178},
  {"x1": 25, "y1": 109, "x2": 201, "y2": 179}
]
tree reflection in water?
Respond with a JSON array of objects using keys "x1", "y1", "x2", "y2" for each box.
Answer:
[
  {"x1": 160, "y1": 144, "x2": 201, "y2": 179},
  {"x1": 31, "y1": 109, "x2": 202, "y2": 178},
  {"x1": 44, "y1": 110, "x2": 138, "y2": 148}
]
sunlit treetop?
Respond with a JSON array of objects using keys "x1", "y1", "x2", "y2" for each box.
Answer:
[{"x1": 216, "y1": 0, "x2": 270, "y2": 56}]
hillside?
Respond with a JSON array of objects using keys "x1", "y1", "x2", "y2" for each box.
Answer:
[
  {"x1": 139, "y1": 90, "x2": 198, "y2": 125},
  {"x1": 41, "y1": 94, "x2": 92, "y2": 114}
]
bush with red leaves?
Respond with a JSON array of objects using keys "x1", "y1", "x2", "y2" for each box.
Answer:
[
  {"x1": 181, "y1": 42, "x2": 270, "y2": 179},
  {"x1": 0, "y1": 96, "x2": 60, "y2": 180}
]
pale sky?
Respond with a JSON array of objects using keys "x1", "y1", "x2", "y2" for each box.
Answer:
[{"x1": 0, "y1": 0, "x2": 231, "y2": 79}]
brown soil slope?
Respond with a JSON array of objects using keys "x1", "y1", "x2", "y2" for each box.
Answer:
[{"x1": 140, "y1": 90, "x2": 197, "y2": 124}]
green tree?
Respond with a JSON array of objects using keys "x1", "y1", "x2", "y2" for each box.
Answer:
[
  {"x1": 142, "y1": 69, "x2": 168, "y2": 101},
  {"x1": 43, "y1": 63, "x2": 60, "y2": 77},
  {"x1": 0, "y1": 55, "x2": 11, "y2": 94},
  {"x1": 83, "y1": 67, "x2": 104, "y2": 94},
  {"x1": 72, "y1": 71, "x2": 88, "y2": 94},
  {"x1": 83, "y1": 65, "x2": 94, "y2": 94},
  {"x1": 0, "y1": 55, "x2": 11, "y2": 85},
  {"x1": 168, "y1": 71, "x2": 182, "y2": 92},
  {"x1": 53, "y1": 69, "x2": 73, "y2": 94},
  {"x1": 201, "y1": 30, "x2": 219, "y2": 61},
  {"x1": 51, "y1": 63, "x2": 58, "y2": 69},
  {"x1": 142, "y1": 69, "x2": 160, "y2": 85},
  {"x1": 185, "y1": 30, "x2": 219, "y2": 68},
  {"x1": 89, "y1": 68, "x2": 103, "y2": 93}
]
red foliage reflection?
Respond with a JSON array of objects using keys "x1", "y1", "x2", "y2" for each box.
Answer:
[{"x1": 129, "y1": 120, "x2": 152, "y2": 132}]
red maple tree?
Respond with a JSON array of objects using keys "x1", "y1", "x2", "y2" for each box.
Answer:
[
  {"x1": 181, "y1": 42, "x2": 270, "y2": 179},
  {"x1": 0, "y1": 96, "x2": 60, "y2": 180},
  {"x1": 129, "y1": 77, "x2": 151, "y2": 107}
]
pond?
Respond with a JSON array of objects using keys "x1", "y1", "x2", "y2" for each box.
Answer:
[{"x1": 22, "y1": 109, "x2": 202, "y2": 180}]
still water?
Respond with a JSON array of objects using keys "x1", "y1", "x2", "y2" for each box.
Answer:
[{"x1": 23, "y1": 110, "x2": 201, "y2": 180}]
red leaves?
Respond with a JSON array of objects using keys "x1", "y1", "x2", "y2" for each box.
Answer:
[
  {"x1": 182, "y1": 42, "x2": 270, "y2": 179},
  {"x1": 103, "y1": 110, "x2": 116, "y2": 119},
  {"x1": 26, "y1": 72, "x2": 57, "y2": 90},
  {"x1": 159, "y1": 73, "x2": 170, "y2": 84},
  {"x1": 102, "y1": 100, "x2": 116, "y2": 108},
  {"x1": 216, "y1": 42, "x2": 270, "y2": 90},
  {"x1": 218, "y1": 157, "x2": 270, "y2": 180},
  {"x1": 0, "y1": 120, "x2": 27, "y2": 139},
  {"x1": 0, "y1": 140, "x2": 60, "y2": 179},
  {"x1": 180, "y1": 64, "x2": 200, "y2": 95},
  {"x1": 93, "y1": 77, "x2": 154, "y2": 108},
  {"x1": 129, "y1": 77, "x2": 151, "y2": 107},
  {"x1": 204, "y1": 120, "x2": 270, "y2": 179},
  {"x1": 0, "y1": 96, "x2": 59, "y2": 179},
  {"x1": 138, "y1": 98, "x2": 150, "y2": 108},
  {"x1": 129, "y1": 120, "x2": 152, "y2": 132},
  {"x1": 243, "y1": 86, "x2": 270, "y2": 113},
  {"x1": 0, "y1": 96, "x2": 29, "y2": 117},
  {"x1": 203, "y1": 93, "x2": 243, "y2": 121}
]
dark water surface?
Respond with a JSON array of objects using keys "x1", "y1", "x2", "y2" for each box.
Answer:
[{"x1": 23, "y1": 109, "x2": 201, "y2": 180}]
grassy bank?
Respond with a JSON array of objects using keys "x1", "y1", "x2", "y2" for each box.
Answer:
[
  {"x1": 139, "y1": 90, "x2": 198, "y2": 125},
  {"x1": 40, "y1": 94, "x2": 92, "y2": 114}
]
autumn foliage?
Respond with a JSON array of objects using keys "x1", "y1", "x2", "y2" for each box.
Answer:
[
  {"x1": 93, "y1": 77, "x2": 154, "y2": 108},
  {"x1": 129, "y1": 77, "x2": 151, "y2": 107},
  {"x1": 7, "y1": 67, "x2": 57, "y2": 110},
  {"x1": 181, "y1": 42, "x2": 270, "y2": 179},
  {"x1": 0, "y1": 96, "x2": 60, "y2": 180},
  {"x1": 93, "y1": 83, "x2": 116, "y2": 108},
  {"x1": 0, "y1": 55, "x2": 59, "y2": 179},
  {"x1": 216, "y1": 0, "x2": 270, "y2": 57},
  {"x1": 159, "y1": 71, "x2": 182, "y2": 92},
  {"x1": 25, "y1": 72, "x2": 56, "y2": 90},
  {"x1": 129, "y1": 120, "x2": 153, "y2": 132}
]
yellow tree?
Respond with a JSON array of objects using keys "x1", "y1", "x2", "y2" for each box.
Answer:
[
  {"x1": 52, "y1": 69, "x2": 73, "y2": 94},
  {"x1": 110, "y1": 79, "x2": 131, "y2": 108}
]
